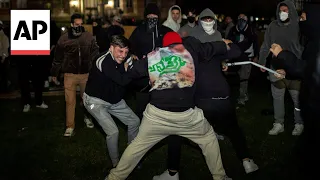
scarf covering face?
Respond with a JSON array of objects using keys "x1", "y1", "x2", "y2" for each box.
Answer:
[
  {"x1": 147, "y1": 17, "x2": 158, "y2": 32},
  {"x1": 201, "y1": 20, "x2": 215, "y2": 35},
  {"x1": 71, "y1": 26, "x2": 85, "y2": 37}
]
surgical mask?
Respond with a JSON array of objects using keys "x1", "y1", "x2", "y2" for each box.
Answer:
[
  {"x1": 187, "y1": 16, "x2": 195, "y2": 23},
  {"x1": 146, "y1": 18, "x2": 158, "y2": 31},
  {"x1": 279, "y1": 11, "x2": 289, "y2": 21},
  {"x1": 71, "y1": 26, "x2": 84, "y2": 37},
  {"x1": 201, "y1": 20, "x2": 215, "y2": 35},
  {"x1": 237, "y1": 18, "x2": 248, "y2": 31}
]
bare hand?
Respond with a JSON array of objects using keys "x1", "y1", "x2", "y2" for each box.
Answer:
[
  {"x1": 270, "y1": 43, "x2": 283, "y2": 57},
  {"x1": 274, "y1": 69, "x2": 286, "y2": 79},
  {"x1": 131, "y1": 54, "x2": 139, "y2": 61},
  {"x1": 222, "y1": 39, "x2": 233, "y2": 45},
  {"x1": 222, "y1": 61, "x2": 228, "y2": 71},
  {"x1": 300, "y1": 12, "x2": 306, "y2": 21},
  {"x1": 52, "y1": 77, "x2": 59, "y2": 85},
  {"x1": 252, "y1": 57, "x2": 258, "y2": 63},
  {"x1": 260, "y1": 65, "x2": 266, "y2": 72}
]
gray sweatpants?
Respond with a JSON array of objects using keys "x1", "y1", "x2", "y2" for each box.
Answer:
[
  {"x1": 271, "y1": 83, "x2": 303, "y2": 124},
  {"x1": 238, "y1": 64, "x2": 252, "y2": 103},
  {"x1": 83, "y1": 93, "x2": 140, "y2": 166}
]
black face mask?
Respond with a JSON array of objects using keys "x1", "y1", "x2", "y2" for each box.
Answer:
[
  {"x1": 146, "y1": 18, "x2": 158, "y2": 31},
  {"x1": 187, "y1": 16, "x2": 195, "y2": 23},
  {"x1": 71, "y1": 26, "x2": 85, "y2": 37},
  {"x1": 237, "y1": 18, "x2": 248, "y2": 31}
]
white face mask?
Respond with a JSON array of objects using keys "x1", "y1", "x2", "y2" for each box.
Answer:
[
  {"x1": 201, "y1": 20, "x2": 215, "y2": 35},
  {"x1": 279, "y1": 11, "x2": 289, "y2": 21}
]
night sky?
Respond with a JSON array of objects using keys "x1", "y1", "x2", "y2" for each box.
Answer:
[{"x1": 176, "y1": 0, "x2": 284, "y2": 18}]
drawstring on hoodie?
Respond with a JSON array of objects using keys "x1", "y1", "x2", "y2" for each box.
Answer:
[{"x1": 152, "y1": 24, "x2": 159, "y2": 50}]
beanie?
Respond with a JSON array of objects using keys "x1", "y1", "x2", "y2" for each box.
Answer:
[
  {"x1": 144, "y1": 3, "x2": 161, "y2": 18},
  {"x1": 163, "y1": 32, "x2": 183, "y2": 47}
]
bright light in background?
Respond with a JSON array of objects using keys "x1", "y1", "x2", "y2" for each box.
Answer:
[
  {"x1": 255, "y1": 17, "x2": 259, "y2": 21},
  {"x1": 70, "y1": 0, "x2": 79, "y2": 7},
  {"x1": 107, "y1": 0, "x2": 114, "y2": 7},
  {"x1": 61, "y1": 27, "x2": 66, "y2": 31}
]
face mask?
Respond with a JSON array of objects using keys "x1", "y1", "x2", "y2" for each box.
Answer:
[
  {"x1": 147, "y1": 18, "x2": 158, "y2": 31},
  {"x1": 187, "y1": 16, "x2": 195, "y2": 23},
  {"x1": 201, "y1": 20, "x2": 215, "y2": 35},
  {"x1": 71, "y1": 26, "x2": 84, "y2": 37},
  {"x1": 237, "y1": 18, "x2": 248, "y2": 31},
  {"x1": 279, "y1": 11, "x2": 289, "y2": 21}
]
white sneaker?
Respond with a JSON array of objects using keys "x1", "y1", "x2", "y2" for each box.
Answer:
[
  {"x1": 243, "y1": 159, "x2": 259, "y2": 174},
  {"x1": 64, "y1": 128, "x2": 75, "y2": 137},
  {"x1": 268, "y1": 123, "x2": 284, "y2": 135},
  {"x1": 153, "y1": 170, "x2": 179, "y2": 180},
  {"x1": 23, "y1": 104, "x2": 31, "y2": 112},
  {"x1": 292, "y1": 124, "x2": 304, "y2": 136},
  {"x1": 84, "y1": 117, "x2": 94, "y2": 128},
  {"x1": 44, "y1": 81, "x2": 49, "y2": 88},
  {"x1": 36, "y1": 102, "x2": 48, "y2": 109}
]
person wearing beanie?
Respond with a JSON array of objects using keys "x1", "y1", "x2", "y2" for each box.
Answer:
[
  {"x1": 163, "y1": 5, "x2": 182, "y2": 32},
  {"x1": 105, "y1": 31, "x2": 241, "y2": 180},
  {"x1": 128, "y1": 3, "x2": 172, "y2": 126},
  {"x1": 156, "y1": 10, "x2": 259, "y2": 180}
]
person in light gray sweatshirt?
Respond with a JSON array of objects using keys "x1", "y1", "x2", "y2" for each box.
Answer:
[
  {"x1": 258, "y1": 0, "x2": 304, "y2": 136},
  {"x1": 189, "y1": 8, "x2": 222, "y2": 42}
]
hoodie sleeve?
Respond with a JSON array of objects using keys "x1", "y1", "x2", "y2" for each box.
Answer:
[
  {"x1": 272, "y1": 50, "x2": 306, "y2": 79},
  {"x1": 259, "y1": 25, "x2": 272, "y2": 65}
]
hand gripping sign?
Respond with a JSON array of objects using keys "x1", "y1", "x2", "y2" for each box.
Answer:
[{"x1": 11, "y1": 10, "x2": 50, "y2": 55}]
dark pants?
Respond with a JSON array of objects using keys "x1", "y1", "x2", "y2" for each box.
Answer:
[
  {"x1": 0, "y1": 57, "x2": 9, "y2": 92},
  {"x1": 135, "y1": 92, "x2": 150, "y2": 120},
  {"x1": 17, "y1": 57, "x2": 45, "y2": 106},
  {"x1": 167, "y1": 98, "x2": 250, "y2": 170}
]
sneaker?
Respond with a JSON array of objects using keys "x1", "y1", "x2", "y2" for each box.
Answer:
[
  {"x1": 44, "y1": 81, "x2": 49, "y2": 88},
  {"x1": 84, "y1": 117, "x2": 94, "y2": 128},
  {"x1": 292, "y1": 124, "x2": 304, "y2": 136},
  {"x1": 64, "y1": 128, "x2": 75, "y2": 137},
  {"x1": 153, "y1": 170, "x2": 179, "y2": 180},
  {"x1": 36, "y1": 102, "x2": 48, "y2": 109},
  {"x1": 23, "y1": 104, "x2": 31, "y2": 112},
  {"x1": 243, "y1": 159, "x2": 259, "y2": 174},
  {"x1": 268, "y1": 123, "x2": 284, "y2": 135}
]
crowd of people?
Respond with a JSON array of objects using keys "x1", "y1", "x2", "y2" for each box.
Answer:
[{"x1": 1, "y1": 0, "x2": 319, "y2": 179}]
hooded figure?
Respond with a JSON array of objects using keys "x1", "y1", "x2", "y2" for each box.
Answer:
[
  {"x1": 189, "y1": 8, "x2": 222, "y2": 42},
  {"x1": 259, "y1": 0, "x2": 304, "y2": 136},
  {"x1": 162, "y1": 5, "x2": 182, "y2": 32},
  {"x1": 128, "y1": 3, "x2": 172, "y2": 121}
]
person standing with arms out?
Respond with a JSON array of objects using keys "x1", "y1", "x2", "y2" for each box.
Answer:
[
  {"x1": 51, "y1": 13, "x2": 99, "y2": 137},
  {"x1": 258, "y1": 0, "x2": 304, "y2": 136},
  {"x1": 163, "y1": 5, "x2": 182, "y2": 32},
  {"x1": 128, "y1": 3, "x2": 172, "y2": 122}
]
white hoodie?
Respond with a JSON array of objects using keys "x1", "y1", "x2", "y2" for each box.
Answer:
[{"x1": 163, "y1": 5, "x2": 182, "y2": 32}]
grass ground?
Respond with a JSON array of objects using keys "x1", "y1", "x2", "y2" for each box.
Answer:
[{"x1": 0, "y1": 69, "x2": 303, "y2": 180}]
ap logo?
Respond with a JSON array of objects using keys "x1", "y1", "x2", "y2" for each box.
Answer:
[{"x1": 11, "y1": 10, "x2": 50, "y2": 55}]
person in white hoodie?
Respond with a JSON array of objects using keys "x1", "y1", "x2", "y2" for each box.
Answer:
[{"x1": 163, "y1": 5, "x2": 182, "y2": 32}]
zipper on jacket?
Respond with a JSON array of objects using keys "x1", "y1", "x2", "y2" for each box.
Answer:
[{"x1": 78, "y1": 40, "x2": 81, "y2": 74}]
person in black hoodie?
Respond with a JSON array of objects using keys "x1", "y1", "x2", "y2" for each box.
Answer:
[
  {"x1": 83, "y1": 35, "x2": 140, "y2": 168},
  {"x1": 228, "y1": 14, "x2": 259, "y2": 106},
  {"x1": 269, "y1": 2, "x2": 320, "y2": 178},
  {"x1": 105, "y1": 32, "x2": 239, "y2": 180},
  {"x1": 128, "y1": 3, "x2": 172, "y2": 121}
]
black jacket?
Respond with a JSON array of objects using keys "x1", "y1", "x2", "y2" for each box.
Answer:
[
  {"x1": 125, "y1": 37, "x2": 241, "y2": 111},
  {"x1": 85, "y1": 51, "x2": 130, "y2": 104},
  {"x1": 96, "y1": 25, "x2": 125, "y2": 53},
  {"x1": 51, "y1": 30, "x2": 99, "y2": 77}
]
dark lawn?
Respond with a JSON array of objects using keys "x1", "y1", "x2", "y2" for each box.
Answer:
[{"x1": 0, "y1": 69, "x2": 303, "y2": 180}]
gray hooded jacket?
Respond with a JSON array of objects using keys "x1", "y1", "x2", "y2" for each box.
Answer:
[
  {"x1": 189, "y1": 8, "x2": 222, "y2": 43},
  {"x1": 259, "y1": 0, "x2": 303, "y2": 70}
]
